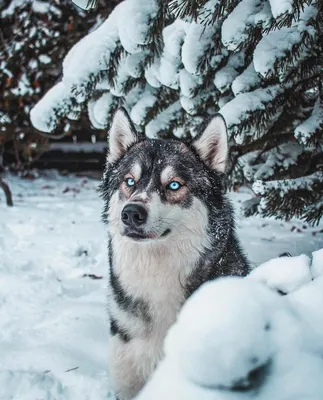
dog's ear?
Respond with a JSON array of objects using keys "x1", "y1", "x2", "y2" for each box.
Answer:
[
  {"x1": 192, "y1": 114, "x2": 228, "y2": 173},
  {"x1": 107, "y1": 108, "x2": 143, "y2": 164}
]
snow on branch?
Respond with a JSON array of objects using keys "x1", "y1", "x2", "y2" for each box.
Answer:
[
  {"x1": 146, "y1": 20, "x2": 187, "y2": 90},
  {"x1": 253, "y1": 4, "x2": 318, "y2": 79},
  {"x1": 87, "y1": 92, "x2": 114, "y2": 130},
  {"x1": 295, "y1": 95, "x2": 323, "y2": 144},
  {"x1": 268, "y1": 0, "x2": 294, "y2": 19},
  {"x1": 242, "y1": 142, "x2": 303, "y2": 182},
  {"x1": 145, "y1": 101, "x2": 183, "y2": 138},
  {"x1": 232, "y1": 62, "x2": 261, "y2": 96},
  {"x1": 221, "y1": 0, "x2": 272, "y2": 51},
  {"x1": 182, "y1": 20, "x2": 217, "y2": 75},
  {"x1": 220, "y1": 85, "x2": 284, "y2": 142},
  {"x1": 130, "y1": 89, "x2": 158, "y2": 126},
  {"x1": 302, "y1": 201, "x2": 323, "y2": 226},
  {"x1": 62, "y1": 8, "x2": 118, "y2": 99},
  {"x1": 30, "y1": 0, "x2": 160, "y2": 133},
  {"x1": 253, "y1": 172, "x2": 323, "y2": 196},
  {"x1": 213, "y1": 52, "x2": 244, "y2": 94},
  {"x1": 252, "y1": 172, "x2": 323, "y2": 224},
  {"x1": 30, "y1": 82, "x2": 74, "y2": 133}
]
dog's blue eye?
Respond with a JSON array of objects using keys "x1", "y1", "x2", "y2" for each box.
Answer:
[
  {"x1": 125, "y1": 177, "x2": 135, "y2": 187},
  {"x1": 168, "y1": 181, "x2": 181, "y2": 191}
]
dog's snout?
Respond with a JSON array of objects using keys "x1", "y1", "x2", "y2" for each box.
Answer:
[{"x1": 122, "y1": 204, "x2": 148, "y2": 227}]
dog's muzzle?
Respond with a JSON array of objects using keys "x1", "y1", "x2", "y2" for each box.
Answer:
[{"x1": 121, "y1": 203, "x2": 170, "y2": 241}]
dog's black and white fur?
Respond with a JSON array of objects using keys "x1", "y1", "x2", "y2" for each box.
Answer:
[{"x1": 100, "y1": 108, "x2": 249, "y2": 400}]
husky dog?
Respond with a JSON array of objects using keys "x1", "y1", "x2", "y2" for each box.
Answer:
[{"x1": 100, "y1": 108, "x2": 249, "y2": 400}]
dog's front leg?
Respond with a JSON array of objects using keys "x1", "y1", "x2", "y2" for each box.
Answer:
[{"x1": 109, "y1": 335, "x2": 147, "y2": 400}]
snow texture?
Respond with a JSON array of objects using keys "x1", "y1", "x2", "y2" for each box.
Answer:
[
  {"x1": 62, "y1": 10, "x2": 118, "y2": 96},
  {"x1": 295, "y1": 96, "x2": 323, "y2": 144},
  {"x1": 137, "y1": 261, "x2": 323, "y2": 399},
  {"x1": 30, "y1": 0, "x2": 161, "y2": 132},
  {"x1": 269, "y1": 0, "x2": 293, "y2": 18},
  {"x1": 214, "y1": 65, "x2": 238, "y2": 93},
  {"x1": 0, "y1": 174, "x2": 112, "y2": 400},
  {"x1": 39, "y1": 54, "x2": 52, "y2": 64},
  {"x1": 88, "y1": 92, "x2": 114, "y2": 130},
  {"x1": 253, "y1": 5, "x2": 317, "y2": 79},
  {"x1": 0, "y1": 174, "x2": 322, "y2": 399},
  {"x1": 30, "y1": 82, "x2": 73, "y2": 133},
  {"x1": 130, "y1": 90, "x2": 157, "y2": 126},
  {"x1": 180, "y1": 96, "x2": 196, "y2": 114},
  {"x1": 232, "y1": 62, "x2": 261, "y2": 95},
  {"x1": 179, "y1": 68, "x2": 199, "y2": 98},
  {"x1": 250, "y1": 142, "x2": 303, "y2": 181},
  {"x1": 312, "y1": 249, "x2": 323, "y2": 278},
  {"x1": 221, "y1": 0, "x2": 272, "y2": 51},
  {"x1": 1, "y1": 0, "x2": 59, "y2": 16},
  {"x1": 182, "y1": 21, "x2": 215, "y2": 74},
  {"x1": 1, "y1": 0, "x2": 25, "y2": 16},
  {"x1": 154, "y1": 20, "x2": 187, "y2": 89},
  {"x1": 248, "y1": 254, "x2": 313, "y2": 293},
  {"x1": 145, "y1": 102, "x2": 182, "y2": 138},
  {"x1": 214, "y1": 52, "x2": 245, "y2": 93},
  {"x1": 220, "y1": 85, "x2": 283, "y2": 140},
  {"x1": 10, "y1": 73, "x2": 33, "y2": 96},
  {"x1": 253, "y1": 172, "x2": 323, "y2": 195}
]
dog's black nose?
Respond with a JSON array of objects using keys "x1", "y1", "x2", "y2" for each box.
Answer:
[{"x1": 121, "y1": 204, "x2": 148, "y2": 227}]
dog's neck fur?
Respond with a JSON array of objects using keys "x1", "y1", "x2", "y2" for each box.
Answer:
[
  {"x1": 111, "y1": 232, "x2": 204, "y2": 302},
  {"x1": 109, "y1": 201, "x2": 211, "y2": 319}
]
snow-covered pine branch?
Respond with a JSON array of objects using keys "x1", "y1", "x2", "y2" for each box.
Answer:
[
  {"x1": 253, "y1": 172, "x2": 323, "y2": 224},
  {"x1": 30, "y1": 0, "x2": 323, "y2": 224}
]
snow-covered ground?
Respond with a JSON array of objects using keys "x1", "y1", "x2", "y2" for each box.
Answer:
[{"x1": 0, "y1": 172, "x2": 322, "y2": 399}]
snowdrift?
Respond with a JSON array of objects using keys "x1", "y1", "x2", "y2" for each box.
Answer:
[{"x1": 136, "y1": 250, "x2": 323, "y2": 400}]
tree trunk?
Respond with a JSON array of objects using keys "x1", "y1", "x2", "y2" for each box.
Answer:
[{"x1": 0, "y1": 176, "x2": 13, "y2": 206}]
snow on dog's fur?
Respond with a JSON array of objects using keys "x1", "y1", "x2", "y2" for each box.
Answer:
[{"x1": 100, "y1": 108, "x2": 249, "y2": 400}]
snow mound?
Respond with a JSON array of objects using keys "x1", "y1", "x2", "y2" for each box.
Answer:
[
  {"x1": 136, "y1": 250, "x2": 323, "y2": 399},
  {"x1": 164, "y1": 278, "x2": 278, "y2": 389},
  {"x1": 248, "y1": 253, "x2": 313, "y2": 294}
]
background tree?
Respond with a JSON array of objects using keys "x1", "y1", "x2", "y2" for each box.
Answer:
[
  {"x1": 0, "y1": 0, "x2": 119, "y2": 170},
  {"x1": 31, "y1": 0, "x2": 323, "y2": 225}
]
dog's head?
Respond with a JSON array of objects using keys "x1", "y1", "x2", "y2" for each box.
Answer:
[{"x1": 101, "y1": 108, "x2": 229, "y2": 245}]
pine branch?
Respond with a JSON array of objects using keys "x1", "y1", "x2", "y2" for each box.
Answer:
[{"x1": 252, "y1": 172, "x2": 323, "y2": 225}]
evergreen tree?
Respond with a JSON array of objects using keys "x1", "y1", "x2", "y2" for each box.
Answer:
[
  {"x1": 0, "y1": 0, "x2": 118, "y2": 168},
  {"x1": 31, "y1": 0, "x2": 323, "y2": 225}
]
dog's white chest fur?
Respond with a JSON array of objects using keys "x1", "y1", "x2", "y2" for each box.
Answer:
[
  {"x1": 113, "y1": 234, "x2": 194, "y2": 324},
  {"x1": 108, "y1": 232, "x2": 208, "y2": 400}
]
